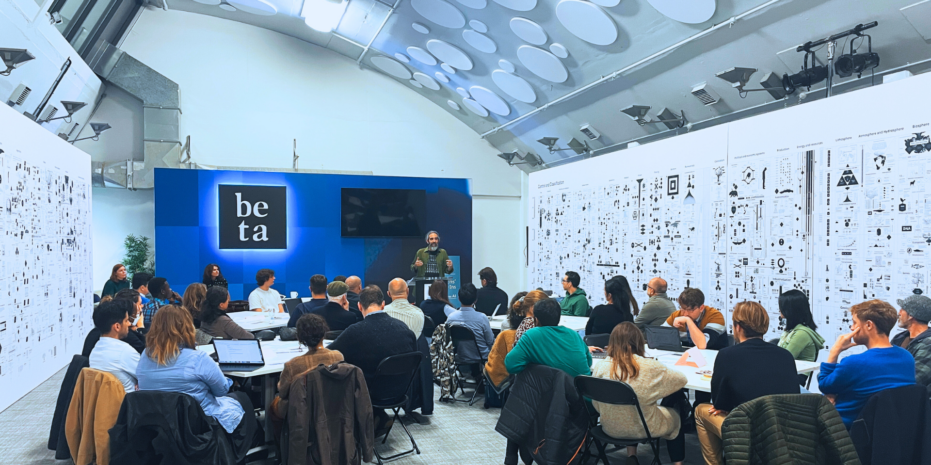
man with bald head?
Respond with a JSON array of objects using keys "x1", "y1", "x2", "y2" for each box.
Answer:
[
  {"x1": 345, "y1": 275, "x2": 363, "y2": 320},
  {"x1": 635, "y1": 277, "x2": 677, "y2": 327},
  {"x1": 384, "y1": 278, "x2": 425, "y2": 337}
]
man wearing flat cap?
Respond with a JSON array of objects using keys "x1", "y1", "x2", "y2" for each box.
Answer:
[
  {"x1": 309, "y1": 281, "x2": 360, "y2": 331},
  {"x1": 893, "y1": 294, "x2": 931, "y2": 394}
]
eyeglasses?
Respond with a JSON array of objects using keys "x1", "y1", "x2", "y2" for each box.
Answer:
[{"x1": 561, "y1": 278, "x2": 569, "y2": 283}]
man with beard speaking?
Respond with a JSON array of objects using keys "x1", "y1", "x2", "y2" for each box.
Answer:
[{"x1": 411, "y1": 231, "x2": 454, "y2": 279}]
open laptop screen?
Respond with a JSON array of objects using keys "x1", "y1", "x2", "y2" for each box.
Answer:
[{"x1": 213, "y1": 340, "x2": 264, "y2": 364}]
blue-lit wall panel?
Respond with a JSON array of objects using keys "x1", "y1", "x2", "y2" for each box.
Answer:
[{"x1": 154, "y1": 168, "x2": 472, "y2": 300}]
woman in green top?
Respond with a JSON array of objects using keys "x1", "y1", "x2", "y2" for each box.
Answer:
[
  {"x1": 101, "y1": 263, "x2": 130, "y2": 297},
  {"x1": 777, "y1": 289, "x2": 825, "y2": 385}
]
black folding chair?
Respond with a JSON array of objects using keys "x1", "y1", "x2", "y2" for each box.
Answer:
[
  {"x1": 370, "y1": 352, "x2": 424, "y2": 464},
  {"x1": 324, "y1": 330, "x2": 343, "y2": 340},
  {"x1": 421, "y1": 316, "x2": 436, "y2": 340},
  {"x1": 584, "y1": 334, "x2": 610, "y2": 348},
  {"x1": 447, "y1": 324, "x2": 486, "y2": 406},
  {"x1": 574, "y1": 376, "x2": 663, "y2": 465}
]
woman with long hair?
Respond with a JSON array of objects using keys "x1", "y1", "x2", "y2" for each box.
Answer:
[
  {"x1": 586, "y1": 276, "x2": 634, "y2": 335},
  {"x1": 485, "y1": 291, "x2": 530, "y2": 392},
  {"x1": 418, "y1": 279, "x2": 456, "y2": 326},
  {"x1": 182, "y1": 283, "x2": 208, "y2": 327},
  {"x1": 592, "y1": 322, "x2": 688, "y2": 465},
  {"x1": 102, "y1": 264, "x2": 130, "y2": 297},
  {"x1": 136, "y1": 305, "x2": 258, "y2": 459},
  {"x1": 202, "y1": 264, "x2": 228, "y2": 289},
  {"x1": 617, "y1": 275, "x2": 640, "y2": 316},
  {"x1": 777, "y1": 289, "x2": 825, "y2": 385},
  {"x1": 199, "y1": 287, "x2": 254, "y2": 340},
  {"x1": 513, "y1": 290, "x2": 549, "y2": 344}
]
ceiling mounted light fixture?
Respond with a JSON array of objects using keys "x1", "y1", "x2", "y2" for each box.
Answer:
[
  {"x1": 71, "y1": 122, "x2": 111, "y2": 144},
  {"x1": 498, "y1": 151, "x2": 543, "y2": 167},
  {"x1": 302, "y1": 0, "x2": 349, "y2": 33},
  {"x1": 537, "y1": 136, "x2": 591, "y2": 157},
  {"x1": 621, "y1": 105, "x2": 687, "y2": 129},
  {"x1": 40, "y1": 101, "x2": 87, "y2": 124},
  {"x1": 715, "y1": 67, "x2": 786, "y2": 100},
  {"x1": 834, "y1": 33, "x2": 879, "y2": 78},
  {"x1": 782, "y1": 52, "x2": 828, "y2": 96},
  {"x1": 1, "y1": 48, "x2": 36, "y2": 76}
]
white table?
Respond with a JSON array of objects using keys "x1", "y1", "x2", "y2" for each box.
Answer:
[
  {"x1": 646, "y1": 348, "x2": 819, "y2": 392},
  {"x1": 228, "y1": 311, "x2": 290, "y2": 332},
  {"x1": 489, "y1": 314, "x2": 589, "y2": 332}
]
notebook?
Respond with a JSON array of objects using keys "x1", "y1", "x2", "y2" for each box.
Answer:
[{"x1": 213, "y1": 339, "x2": 266, "y2": 372}]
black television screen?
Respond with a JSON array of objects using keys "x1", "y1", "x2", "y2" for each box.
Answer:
[{"x1": 341, "y1": 188, "x2": 427, "y2": 237}]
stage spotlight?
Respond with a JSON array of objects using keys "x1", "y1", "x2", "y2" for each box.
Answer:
[
  {"x1": 40, "y1": 101, "x2": 87, "y2": 124},
  {"x1": 1, "y1": 48, "x2": 36, "y2": 76},
  {"x1": 715, "y1": 67, "x2": 758, "y2": 91},
  {"x1": 620, "y1": 105, "x2": 652, "y2": 125},
  {"x1": 834, "y1": 34, "x2": 879, "y2": 78},
  {"x1": 782, "y1": 53, "x2": 827, "y2": 95},
  {"x1": 70, "y1": 122, "x2": 111, "y2": 144},
  {"x1": 537, "y1": 137, "x2": 559, "y2": 150},
  {"x1": 498, "y1": 151, "x2": 543, "y2": 168},
  {"x1": 621, "y1": 105, "x2": 686, "y2": 129},
  {"x1": 536, "y1": 137, "x2": 591, "y2": 157}
]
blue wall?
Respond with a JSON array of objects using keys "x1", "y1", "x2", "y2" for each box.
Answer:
[{"x1": 154, "y1": 168, "x2": 472, "y2": 300}]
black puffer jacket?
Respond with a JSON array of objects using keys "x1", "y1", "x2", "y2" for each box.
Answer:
[
  {"x1": 495, "y1": 364, "x2": 589, "y2": 465},
  {"x1": 850, "y1": 384, "x2": 931, "y2": 465}
]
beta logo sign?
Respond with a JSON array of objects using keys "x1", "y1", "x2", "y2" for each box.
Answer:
[{"x1": 218, "y1": 185, "x2": 287, "y2": 249}]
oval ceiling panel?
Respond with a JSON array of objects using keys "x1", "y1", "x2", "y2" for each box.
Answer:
[
  {"x1": 498, "y1": 59, "x2": 516, "y2": 73},
  {"x1": 394, "y1": 53, "x2": 411, "y2": 63},
  {"x1": 455, "y1": 0, "x2": 487, "y2": 9},
  {"x1": 462, "y1": 29, "x2": 497, "y2": 53},
  {"x1": 427, "y1": 39, "x2": 473, "y2": 70},
  {"x1": 469, "y1": 19, "x2": 488, "y2": 33},
  {"x1": 647, "y1": 0, "x2": 715, "y2": 24},
  {"x1": 491, "y1": 69, "x2": 536, "y2": 103},
  {"x1": 411, "y1": 0, "x2": 466, "y2": 28},
  {"x1": 441, "y1": 63, "x2": 457, "y2": 74},
  {"x1": 517, "y1": 45, "x2": 568, "y2": 83},
  {"x1": 462, "y1": 98, "x2": 489, "y2": 117},
  {"x1": 413, "y1": 72, "x2": 441, "y2": 90},
  {"x1": 407, "y1": 46, "x2": 438, "y2": 65},
  {"x1": 371, "y1": 56, "x2": 412, "y2": 79},
  {"x1": 510, "y1": 17, "x2": 548, "y2": 45},
  {"x1": 456, "y1": 87, "x2": 471, "y2": 98},
  {"x1": 412, "y1": 22, "x2": 430, "y2": 34},
  {"x1": 549, "y1": 43, "x2": 569, "y2": 58},
  {"x1": 491, "y1": 0, "x2": 536, "y2": 12},
  {"x1": 555, "y1": 0, "x2": 617, "y2": 46},
  {"x1": 470, "y1": 86, "x2": 510, "y2": 116},
  {"x1": 447, "y1": 100, "x2": 461, "y2": 110},
  {"x1": 435, "y1": 71, "x2": 450, "y2": 82}
]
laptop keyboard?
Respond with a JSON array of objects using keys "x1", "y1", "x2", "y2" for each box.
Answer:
[{"x1": 219, "y1": 364, "x2": 262, "y2": 372}]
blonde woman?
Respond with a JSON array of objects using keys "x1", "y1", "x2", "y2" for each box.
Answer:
[
  {"x1": 592, "y1": 322, "x2": 688, "y2": 465},
  {"x1": 182, "y1": 283, "x2": 208, "y2": 326}
]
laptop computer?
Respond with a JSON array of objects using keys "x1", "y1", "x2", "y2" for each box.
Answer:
[
  {"x1": 213, "y1": 339, "x2": 266, "y2": 372},
  {"x1": 644, "y1": 326, "x2": 688, "y2": 353},
  {"x1": 284, "y1": 298, "x2": 301, "y2": 313}
]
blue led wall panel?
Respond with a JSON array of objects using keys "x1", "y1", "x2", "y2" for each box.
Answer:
[{"x1": 154, "y1": 168, "x2": 472, "y2": 300}]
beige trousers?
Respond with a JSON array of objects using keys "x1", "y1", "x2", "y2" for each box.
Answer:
[{"x1": 695, "y1": 402, "x2": 727, "y2": 465}]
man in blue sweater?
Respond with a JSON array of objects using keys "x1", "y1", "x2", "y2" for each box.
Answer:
[{"x1": 818, "y1": 299, "x2": 915, "y2": 428}]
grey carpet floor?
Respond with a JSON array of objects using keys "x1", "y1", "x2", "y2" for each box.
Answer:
[{"x1": 1, "y1": 367, "x2": 704, "y2": 464}]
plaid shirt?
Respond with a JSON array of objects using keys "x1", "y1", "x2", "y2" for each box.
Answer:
[{"x1": 142, "y1": 298, "x2": 166, "y2": 327}]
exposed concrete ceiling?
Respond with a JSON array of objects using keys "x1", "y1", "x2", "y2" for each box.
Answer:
[{"x1": 161, "y1": 0, "x2": 931, "y2": 172}]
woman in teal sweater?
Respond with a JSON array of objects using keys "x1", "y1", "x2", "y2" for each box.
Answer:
[
  {"x1": 505, "y1": 299, "x2": 592, "y2": 378},
  {"x1": 777, "y1": 290, "x2": 825, "y2": 385},
  {"x1": 102, "y1": 264, "x2": 130, "y2": 297}
]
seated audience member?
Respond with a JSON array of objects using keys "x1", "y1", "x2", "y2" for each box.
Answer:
[
  {"x1": 345, "y1": 276, "x2": 363, "y2": 320},
  {"x1": 89, "y1": 299, "x2": 141, "y2": 393},
  {"x1": 505, "y1": 299, "x2": 592, "y2": 378},
  {"x1": 249, "y1": 268, "x2": 284, "y2": 313},
  {"x1": 617, "y1": 275, "x2": 640, "y2": 317},
  {"x1": 142, "y1": 277, "x2": 181, "y2": 326},
  {"x1": 514, "y1": 290, "x2": 549, "y2": 344},
  {"x1": 136, "y1": 305, "x2": 258, "y2": 446},
  {"x1": 819, "y1": 299, "x2": 916, "y2": 428},
  {"x1": 663, "y1": 287, "x2": 726, "y2": 350},
  {"x1": 329, "y1": 286, "x2": 417, "y2": 430},
  {"x1": 200, "y1": 287, "x2": 254, "y2": 340},
  {"x1": 111, "y1": 288, "x2": 147, "y2": 350},
  {"x1": 271, "y1": 314, "x2": 344, "y2": 431},
  {"x1": 586, "y1": 276, "x2": 634, "y2": 336},
  {"x1": 476, "y1": 267, "x2": 509, "y2": 317},
  {"x1": 418, "y1": 279, "x2": 456, "y2": 327},
  {"x1": 635, "y1": 277, "x2": 675, "y2": 327},
  {"x1": 384, "y1": 278, "x2": 424, "y2": 337},
  {"x1": 182, "y1": 283, "x2": 208, "y2": 327},
  {"x1": 592, "y1": 322, "x2": 688, "y2": 465},
  {"x1": 131, "y1": 271, "x2": 153, "y2": 304},
  {"x1": 310, "y1": 281, "x2": 359, "y2": 331},
  {"x1": 695, "y1": 301, "x2": 800, "y2": 465},
  {"x1": 202, "y1": 263, "x2": 228, "y2": 289},
  {"x1": 485, "y1": 292, "x2": 529, "y2": 390},
  {"x1": 559, "y1": 271, "x2": 591, "y2": 317},
  {"x1": 333, "y1": 275, "x2": 347, "y2": 283},
  {"x1": 447, "y1": 283, "x2": 495, "y2": 363},
  {"x1": 102, "y1": 264, "x2": 130, "y2": 298},
  {"x1": 893, "y1": 295, "x2": 931, "y2": 394},
  {"x1": 288, "y1": 274, "x2": 328, "y2": 327},
  {"x1": 777, "y1": 289, "x2": 825, "y2": 385}
]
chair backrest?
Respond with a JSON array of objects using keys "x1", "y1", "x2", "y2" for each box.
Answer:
[
  {"x1": 66, "y1": 368, "x2": 126, "y2": 465},
  {"x1": 447, "y1": 324, "x2": 482, "y2": 359},
  {"x1": 422, "y1": 315, "x2": 436, "y2": 339},
  {"x1": 370, "y1": 352, "x2": 424, "y2": 406},
  {"x1": 49, "y1": 354, "x2": 90, "y2": 455},
  {"x1": 324, "y1": 330, "x2": 343, "y2": 340},
  {"x1": 284, "y1": 298, "x2": 301, "y2": 313},
  {"x1": 584, "y1": 334, "x2": 610, "y2": 348},
  {"x1": 227, "y1": 300, "x2": 250, "y2": 313},
  {"x1": 574, "y1": 375, "x2": 654, "y2": 439}
]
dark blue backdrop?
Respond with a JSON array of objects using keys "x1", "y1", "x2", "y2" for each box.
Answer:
[{"x1": 154, "y1": 168, "x2": 472, "y2": 300}]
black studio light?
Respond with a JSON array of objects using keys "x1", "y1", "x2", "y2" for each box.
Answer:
[
  {"x1": 782, "y1": 53, "x2": 828, "y2": 95},
  {"x1": 834, "y1": 34, "x2": 879, "y2": 78}
]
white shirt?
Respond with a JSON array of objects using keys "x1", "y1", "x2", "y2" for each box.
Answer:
[
  {"x1": 385, "y1": 299, "x2": 425, "y2": 337},
  {"x1": 249, "y1": 287, "x2": 282, "y2": 313},
  {"x1": 89, "y1": 336, "x2": 140, "y2": 393}
]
